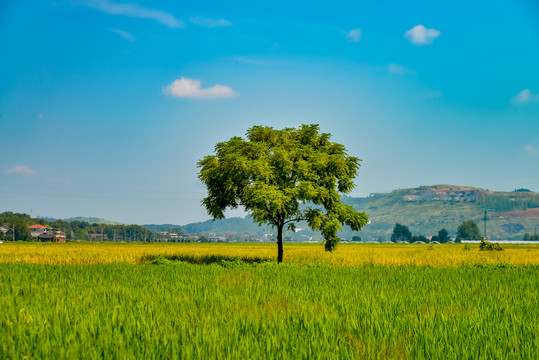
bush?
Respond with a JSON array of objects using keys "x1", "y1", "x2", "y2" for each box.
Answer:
[{"x1": 479, "y1": 239, "x2": 503, "y2": 251}]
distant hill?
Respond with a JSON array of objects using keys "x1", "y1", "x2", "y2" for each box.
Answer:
[
  {"x1": 142, "y1": 224, "x2": 184, "y2": 233},
  {"x1": 63, "y1": 217, "x2": 122, "y2": 225},
  {"x1": 173, "y1": 185, "x2": 539, "y2": 241},
  {"x1": 142, "y1": 218, "x2": 273, "y2": 238},
  {"x1": 343, "y1": 185, "x2": 539, "y2": 241},
  {"x1": 182, "y1": 217, "x2": 272, "y2": 236},
  {"x1": 36, "y1": 216, "x2": 59, "y2": 222}
]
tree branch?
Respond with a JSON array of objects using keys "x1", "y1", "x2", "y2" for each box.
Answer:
[
  {"x1": 263, "y1": 204, "x2": 278, "y2": 225},
  {"x1": 283, "y1": 218, "x2": 307, "y2": 225}
]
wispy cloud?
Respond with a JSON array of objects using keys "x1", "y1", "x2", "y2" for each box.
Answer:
[
  {"x1": 404, "y1": 25, "x2": 440, "y2": 45},
  {"x1": 110, "y1": 29, "x2": 135, "y2": 42},
  {"x1": 346, "y1": 28, "x2": 361, "y2": 42},
  {"x1": 86, "y1": 0, "x2": 184, "y2": 28},
  {"x1": 524, "y1": 144, "x2": 539, "y2": 156},
  {"x1": 36, "y1": 112, "x2": 45, "y2": 120},
  {"x1": 4, "y1": 165, "x2": 37, "y2": 176},
  {"x1": 387, "y1": 63, "x2": 415, "y2": 74},
  {"x1": 163, "y1": 77, "x2": 238, "y2": 100},
  {"x1": 190, "y1": 16, "x2": 231, "y2": 28},
  {"x1": 511, "y1": 89, "x2": 539, "y2": 104}
]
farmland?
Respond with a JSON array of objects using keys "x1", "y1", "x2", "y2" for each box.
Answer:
[
  {"x1": 0, "y1": 243, "x2": 538, "y2": 359},
  {"x1": 0, "y1": 242, "x2": 538, "y2": 266}
]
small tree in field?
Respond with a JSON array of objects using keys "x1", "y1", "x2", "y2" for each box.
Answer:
[
  {"x1": 391, "y1": 223, "x2": 412, "y2": 242},
  {"x1": 198, "y1": 124, "x2": 369, "y2": 263},
  {"x1": 437, "y1": 228, "x2": 450, "y2": 243},
  {"x1": 456, "y1": 220, "x2": 482, "y2": 242}
]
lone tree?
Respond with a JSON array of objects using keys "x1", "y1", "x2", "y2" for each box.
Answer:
[
  {"x1": 391, "y1": 223, "x2": 412, "y2": 242},
  {"x1": 437, "y1": 228, "x2": 450, "y2": 243},
  {"x1": 198, "y1": 124, "x2": 369, "y2": 263},
  {"x1": 455, "y1": 220, "x2": 482, "y2": 242}
]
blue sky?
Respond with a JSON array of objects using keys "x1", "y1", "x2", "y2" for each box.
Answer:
[{"x1": 1, "y1": 0, "x2": 539, "y2": 224}]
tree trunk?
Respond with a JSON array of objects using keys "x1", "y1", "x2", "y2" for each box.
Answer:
[{"x1": 277, "y1": 224, "x2": 284, "y2": 264}]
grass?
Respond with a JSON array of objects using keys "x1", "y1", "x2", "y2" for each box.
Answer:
[{"x1": 0, "y1": 262, "x2": 537, "y2": 359}]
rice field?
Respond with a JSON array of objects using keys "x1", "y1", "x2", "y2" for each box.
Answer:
[{"x1": 0, "y1": 243, "x2": 537, "y2": 359}]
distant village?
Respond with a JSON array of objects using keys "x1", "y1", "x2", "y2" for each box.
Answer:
[
  {"x1": 1, "y1": 224, "x2": 67, "y2": 242},
  {"x1": 0, "y1": 214, "x2": 319, "y2": 243},
  {"x1": 0, "y1": 223, "x2": 462, "y2": 244},
  {"x1": 404, "y1": 186, "x2": 477, "y2": 202},
  {"x1": 0, "y1": 215, "x2": 320, "y2": 243}
]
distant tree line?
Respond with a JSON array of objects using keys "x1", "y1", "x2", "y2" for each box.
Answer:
[
  {"x1": 0, "y1": 212, "x2": 33, "y2": 241},
  {"x1": 523, "y1": 233, "x2": 539, "y2": 241},
  {"x1": 390, "y1": 223, "x2": 451, "y2": 243},
  {"x1": 0, "y1": 211, "x2": 159, "y2": 242},
  {"x1": 476, "y1": 193, "x2": 539, "y2": 212},
  {"x1": 390, "y1": 220, "x2": 483, "y2": 243}
]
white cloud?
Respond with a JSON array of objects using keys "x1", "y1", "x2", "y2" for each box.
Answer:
[
  {"x1": 511, "y1": 89, "x2": 539, "y2": 104},
  {"x1": 387, "y1": 63, "x2": 415, "y2": 74},
  {"x1": 190, "y1": 16, "x2": 231, "y2": 28},
  {"x1": 36, "y1": 113, "x2": 45, "y2": 119},
  {"x1": 163, "y1": 77, "x2": 238, "y2": 99},
  {"x1": 346, "y1": 28, "x2": 361, "y2": 42},
  {"x1": 110, "y1": 29, "x2": 135, "y2": 42},
  {"x1": 86, "y1": 0, "x2": 184, "y2": 28},
  {"x1": 404, "y1": 25, "x2": 440, "y2": 45},
  {"x1": 524, "y1": 144, "x2": 539, "y2": 156},
  {"x1": 4, "y1": 165, "x2": 37, "y2": 176}
]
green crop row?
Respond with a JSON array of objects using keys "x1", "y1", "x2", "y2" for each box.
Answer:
[{"x1": 0, "y1": 263, "x2": 537, "y2": 359}]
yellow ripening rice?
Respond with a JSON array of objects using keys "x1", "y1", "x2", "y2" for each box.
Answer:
[{"x1": 0, "y1": 242, "x2": 537, "y2": 266}]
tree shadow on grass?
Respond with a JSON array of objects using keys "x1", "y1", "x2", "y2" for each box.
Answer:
[{"x1": 141, "y1": 254, "x2": 273, "y2": 266}]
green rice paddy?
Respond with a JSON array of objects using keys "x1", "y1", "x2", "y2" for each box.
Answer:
[{"x1": 0, "y1": 260, "x2": 537, "y2": 359}]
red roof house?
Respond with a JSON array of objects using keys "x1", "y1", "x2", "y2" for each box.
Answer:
[{"x1": 28, "y1": 224, "x2": 48, "y2": 237}]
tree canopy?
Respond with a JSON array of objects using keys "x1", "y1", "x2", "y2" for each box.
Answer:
[
  {"x1": 391, "y1": 223, "x2": 412, "y2": 242},
  {"x1": 197, "y1": 124, "x2": 369, "y2": 262},
  {"x1": 437, "y1": 228, "x2": 450, "y2": 243},
  {"x1": 455, "y1": 220, "x2": 483, "y2": 242}
]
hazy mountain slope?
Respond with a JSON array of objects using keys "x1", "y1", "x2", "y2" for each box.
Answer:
[
  {"x1": 181, "y1": 217, "x2": 272, "y2": 236},
  {"x1": 63, "y1": 217, "x2": 122, "y2": 225},
  {"x1": 142, "y1": 224, "x2": 183, "y2": 233}
]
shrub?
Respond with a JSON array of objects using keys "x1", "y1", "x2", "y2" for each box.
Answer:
[{"x1": 479, "y1": 239, "x2": 503, "y2": 251}]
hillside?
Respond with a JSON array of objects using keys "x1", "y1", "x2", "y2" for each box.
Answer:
[
  {"x1": 176, "y1": 185, "x2": 539, "y2": 241},
  {"x1": 63, "y1": 217, "x2": 122, "y2": 225},
  {"x1": 181, "y1": 217, "x2": 272, "y2": 236},
  {"x1": 343, "y1": 185, "x2": 539, "y2": 240}
]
